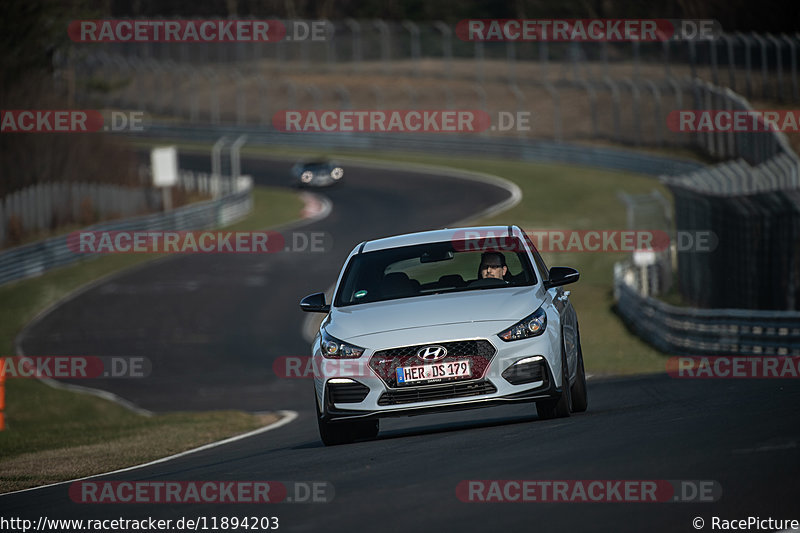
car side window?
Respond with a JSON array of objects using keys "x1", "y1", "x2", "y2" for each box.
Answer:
[{"x1": 524, "y1": 233, "x2": 549, "y2": 282}]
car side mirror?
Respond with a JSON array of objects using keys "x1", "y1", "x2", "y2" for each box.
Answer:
[
  {"x1": 543, "y1": 267, "x2": 580, "y2": 289},
  {"x1": 299, "y1": 292, "x2": 331, "y2": 313}
]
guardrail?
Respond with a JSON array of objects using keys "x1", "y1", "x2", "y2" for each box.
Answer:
[
  {"x1": 142, "y1": 122, "x2": 705, "y2": 177},
  {"x1": 0, "y1": 173, "x2": 252, "y2": 286},
  {"x1": 615, "y1": 282, "x2": 800, "y2": 356},
  {"x1": 0, "y1": 182, "x2": 157, "y2": 250}
]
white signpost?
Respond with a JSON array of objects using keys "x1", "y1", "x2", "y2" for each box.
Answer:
[{"x1": 150, "y1": 146, "x2": 179, "y2": 211}]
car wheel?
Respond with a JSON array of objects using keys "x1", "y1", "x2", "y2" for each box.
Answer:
[
  {"x1": 570, "y1": 329, "x2": 589, "y2": 413},
  {"x1": 536, "y1": 336, "x2": 572, "y2": 420},
  {"x1": 315, "y1": 392, "x2": 379, "y2": 446}
]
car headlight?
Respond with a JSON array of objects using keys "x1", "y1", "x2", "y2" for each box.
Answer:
[
  {"x1": 331, "y1": 167, "x2": 344, "y2": 180},
  {"x1": 301, "y1": 170, "x2": 314, "y2": 183},
  {"x1": 497, "y1": 307, "x2": 547, "y2": 342},
  {"x1": 320, "y1": 330, "x2": 365, "y2": 358}
]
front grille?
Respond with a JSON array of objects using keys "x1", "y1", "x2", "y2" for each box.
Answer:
[
  {"x1": 375, "y1": 340, "x2": 496, "y2": 359},
  {"x1": 370, "y1": 340, "x2": 497, "y2": 388},
  {"x1": 327, "y1": 381, "x2": 370, "y2": 403},
  {"x1": 377, "y1": 380, "x2": 497, "y2": 406}
]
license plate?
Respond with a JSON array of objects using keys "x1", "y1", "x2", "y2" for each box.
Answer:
[{"x1": 396, "y1": 360, "x2": 471, "y2": 384}]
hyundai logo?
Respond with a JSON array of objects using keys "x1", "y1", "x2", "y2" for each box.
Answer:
[{"x1": 417, "y1": 345, "x2": 448, "y2": 361}]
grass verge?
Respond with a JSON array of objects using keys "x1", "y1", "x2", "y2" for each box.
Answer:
[{"x1": 0, "y1": 186, "x2": 303, "y2": 492}]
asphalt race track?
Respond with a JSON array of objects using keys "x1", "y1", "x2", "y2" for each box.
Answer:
[{"x1": 2, "y1": 154, "x2": 799, "y2": 532}]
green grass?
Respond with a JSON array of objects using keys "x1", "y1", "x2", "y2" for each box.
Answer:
[{"x1": 0, "y1": 186, "x2": 303, "y2": 492}]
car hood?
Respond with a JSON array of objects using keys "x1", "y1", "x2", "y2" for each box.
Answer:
[{"x1": 327, "y1": 286, "x2": 545, "y2": 341}]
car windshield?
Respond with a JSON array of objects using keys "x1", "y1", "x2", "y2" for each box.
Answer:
[
  {"x1": 334, "y1": 239, "x2": 537, "y2": 307},
  {"x1": 303, "y1": 162, "x2": 332, "y2": 171}
]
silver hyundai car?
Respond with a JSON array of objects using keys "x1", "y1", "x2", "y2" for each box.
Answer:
[{"x1": 300, "y1": 225, "x2": 587, "y2": 445}]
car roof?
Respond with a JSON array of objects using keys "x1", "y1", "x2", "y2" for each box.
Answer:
[{"x1": 360, "y1": 226, "x2": 520, "y2": 253}]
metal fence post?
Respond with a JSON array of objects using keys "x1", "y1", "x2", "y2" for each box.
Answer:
[
  {"x1": 233, "y1": 68, "x2": 247, "y2": 125},
  {"x1": 473, "y1": 84, "x2": 487, "y2": 112},
  {"x1": 403, "y1": 84, "x2": 418, "y2": 107},
  {"x1": 509, "y1": 84, "x2": 527, "y2": 140},
  {"x1": 579, "y1": 79, "x2": 598, "y2": 137},
  {"x1": 783, "y1": 34, "x2": 798, "y2": 101},
  {"x1": 543, "y1": 82, "x2": 562, "y2": 143},
  {"x1": 434, "y1": 21, "x2": 453, "y2": 79},
  {"x1": 402, "y1": 20, "x2": 421, "y2": 77},
  {"x1": 325, "y1": 20, "x2": 337, "y2": 68},
  {"x1": 506, "y1": 41, "x2": 517, "y2": 86},
  {"x1": 539, "y1": 41, "x2": 549, "y2": 81},
  {"x1": 345, "y1": 19, "x2": 362, "y2": 74},
  {"x1": 737, "y1": 32, "x2": 754, "y2": 99},
  {"x1": 204, "y1": 67, "x2": 220, "y2": 125},
  {"x1": 231, "y1": 135, "x2": 248, "y2": 182},
  {"x1": 645, "y1": 80, "x2": 663, "y2": 148},
  {"x1": 305, "y1": 84, "x2": 322, "y2": 109},
  {"x1": 442, "y1": 86, "x2": 454, "y2": 109},
  {"x1": 474, "y1": 40, "x2": 485, "y2": 85},
  {"x1": 702, "y1": 81, "x2": 715, "y2": 157},
  {"x1": 257, "y1": 75, "x2": 270, "y2": 125},
  {"x1": 752, "y1": 32, "x2": 769, "y2": 99},
  {"x1": 334, "y1": 85, "x2": 351, "y2": 109},
  {"x1": 624, "y1": 78, "x2": 642, "y2": 146},
  {"x1": 709, "y1": 38, "x2": 719, "y2": 85},
  {"x1": 189, "y1": 68, "x2": 201, "y2": 123},
  {"x1": 373, "y1": 19, "x2": 391, "y2": 76},
  {"x1": 370, "y1": 84, "x2": 384, "y2": 108},
  {"x1": 212, "y1": 137, "x2": 229, "y2": 193},
  {"x1": 603, "y1": 77, "x2": 622, "y2": 142},
  {"x1": 724, "y1": 89, "x2": 736, "y2": 158},
  {"x1": 767, "y1": 34, "x2": 784, "y2": 102},
  {"x1": 723, "y1": 34, "x2": 736, "y2": 91},
  {"x1": 281, "y1": 80, "x2": 297, "y2": 110},
  {"x1": 688, "y1": 40, "x2": 698, "y2": 80},
  {"x1": 667, "y1": 77, "x2": 683, "y2": 109}
]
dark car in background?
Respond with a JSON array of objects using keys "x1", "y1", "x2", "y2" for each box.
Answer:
[{"x1": 291, "y1": 159, "x2": 344, "y2": 188}]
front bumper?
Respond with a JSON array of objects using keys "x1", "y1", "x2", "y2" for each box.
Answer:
[{"x1": 314, "y1": 334, "x2": 563, "y2": 422}]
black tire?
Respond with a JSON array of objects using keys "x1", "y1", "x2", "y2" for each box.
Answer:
[
  {"x1": 315, "y1": 393, "x2": 379, "y2": 446},
  {"x1": 570, "y1": 332, "x2": 589, "y2": 413},
  {"x1": 536, "y1": 337, "x2": 572, "y2": 420}
]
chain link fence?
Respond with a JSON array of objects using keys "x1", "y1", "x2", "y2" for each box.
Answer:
[{"x1": 0, "y1": 171, "x2": 252, "y2": 286}]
